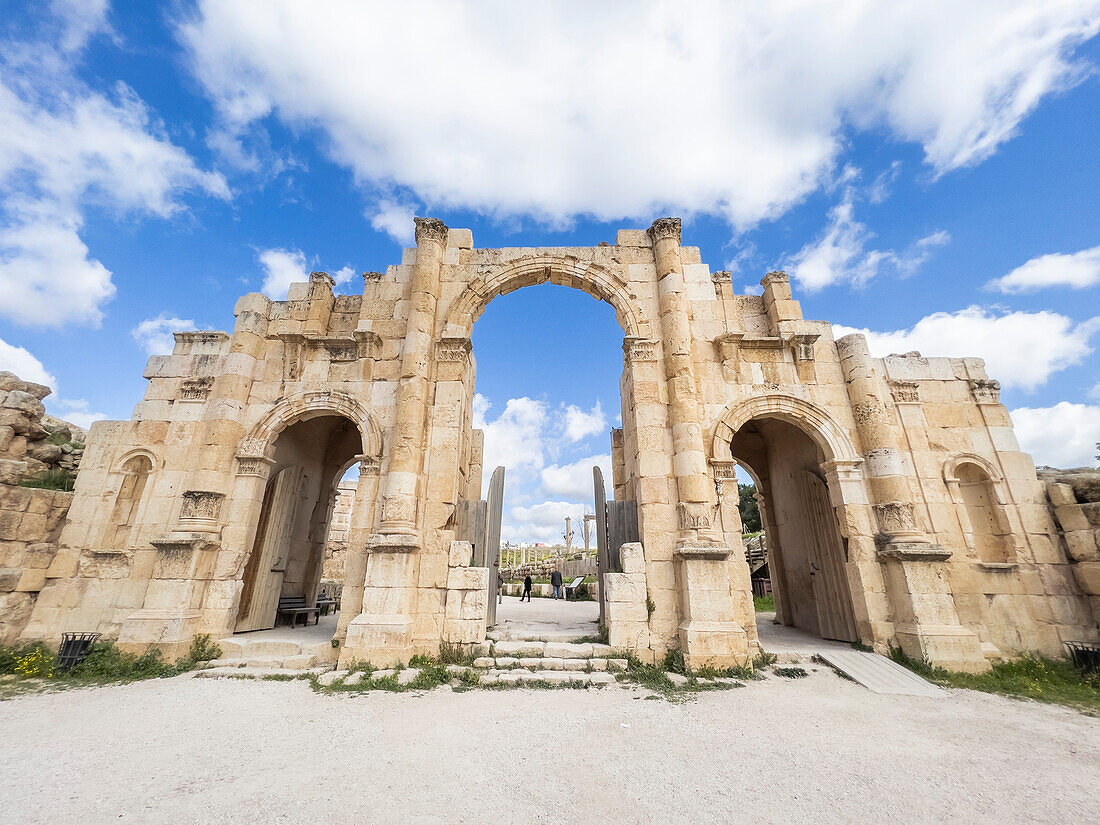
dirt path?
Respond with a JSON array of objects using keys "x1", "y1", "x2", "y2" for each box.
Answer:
[{"x1": 1, "y1": 670, "x2": 1096, "y2": 824}]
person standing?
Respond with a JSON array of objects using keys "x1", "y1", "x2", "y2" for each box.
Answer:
[
  {"x1": 521, "y1": 574, "x2": 532, "y2": 602},
  {"x1": 497, "y1": 571, "x2": 505, "y2": 604},
  {"x1": 550, "y1": 568, "x2": 563, "y2": 599}
]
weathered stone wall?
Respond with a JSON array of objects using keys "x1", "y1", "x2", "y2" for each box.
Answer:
[
  {"x1": 320, "y1": 479, "x2": 356, "y2": 590},
  {"x1": 0, "y1": 485, "x2": 71, "y2": 645},
  {"x1": 0, "y1": 372, "x2": 83, "y2": 484},
  {"x1": 15, "y1": 221, "x2": 1097, "y2": 672},
  {"x1": 1044, "y1": 471, "x2": 1100, "y2": 632}
]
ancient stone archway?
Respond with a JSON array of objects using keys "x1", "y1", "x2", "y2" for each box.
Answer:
[{"x1": 20, "y1": 218, "x2": 1095, "y2": 674}]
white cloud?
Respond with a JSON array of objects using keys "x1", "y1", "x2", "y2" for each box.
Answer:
[
  {"x1": 562, "y1": 401, "x2": 606, "y2": 443},
  {"x1": 332, "y1": 265, "x2": 357, "y2": 289},
  {"x1": 52, "y1": 397, "x2": 108, "y2": 431},
  {"x1": 1011, "y1": 402, "x2": 1100, "y2": 468},
  {"x1": 541, "y1": 454, "x2": 612, "y2": 501},
  {"x1": 182, "y1": 1, "x2": 1099, "y2": 230},
  {"x1": 369, "y1": 200, "x2": 416, "y2": 245},
  {"x1": 258, "y1": 247, "x2": 309, "y2": 300},
  {"x1": 833, "y1": 307, "x2": 1099, "y2": 392},
  {"x1": 0, "y1": 336, "x2": 57, "y2": 388},
  {"x1": 0, "y1": 12, "x2": 228, "y2": 327},
  {"x1": 787, "y1": 190, "x2": 949, "y2": 290},
  {"x1": 986, "y1": 244, "x2": 1100, "y2": 293},
  {"x1": 131, "y1": 314, "x2": 198, "y2": 356},
  {"x1": 477, "y1": 396, "x2": 548, "y2": 485},
  {"x1": 0, "y1": 335, "x2": 108, "y2": 428},
  {"x1": 504, "y1": 500, "x2": 590, "y2": 545},
  {"x1": 51, "y1": 0, "x2": 112, "y2": 53}
]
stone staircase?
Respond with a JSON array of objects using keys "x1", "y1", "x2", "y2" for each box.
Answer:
[
  {"x1": 196, "y1": 634, "x2": 339, "y2": 678},
  {"x1": 471, "y1": 635, "x2": 629, "y2": 686}
]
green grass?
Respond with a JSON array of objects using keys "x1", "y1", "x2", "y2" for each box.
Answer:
[
  {"x1": 890, "y1": 649, "x2": 1100, "y2": 713},
  {"x1": 0, "y1": 634, "x2": 222, "y2": 696},
  {"x1": 752, "y1": 594, "x2": 775, "y2": 612},
  {"x1": 18, "y1": 468, "x2": 75, "y2": 491}
]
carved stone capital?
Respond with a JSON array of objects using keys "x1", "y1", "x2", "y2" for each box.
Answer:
[
  {"x1": 622, "y1": 336, "x2": 659, "y2": 363},
  {"x1": 711, "y1": 270, "x2": 732, "y2": 284},
  {"x1": 761, "y1": 270, "x2": 790, "y2": 287},
  {"x1": 708, "y1": 459, "x2": 737, "y2": 481},
  {"x1": 678, "y1": 501, "x2": 712, "y2": 531},
  {"x1": 889, "y1": 380, "x2": 921, "y2": 404},
  {"x1": 791, "y1": 333, "x2": 820, "y2": 363},
  {"x1": 647, "y1": 217, "x2": 681, "y2": 245},
  {"x1": 358, "y1": 454, "x2": 382, "y2": 475},
  {"x1": 363, "y1": 271, "x2": 383, "y2": 283},
  {"x1": 873, "y1": 502, "x2": 918, "y2": 535},
  {"x1": 179, "y1": 377, "x2": 213, "y2": 401},
  {"x1": 235, "y1": 455, "x2": 275, "y2": 477},
  {"x1": 180, "y1": 491, "x2": 224, "y2": 521},
  {"x1": 969, "y1": 379, "x2": 1001, "y2": 404},
  {"x1": 414, "y1": 217, "x2": 449, "y2": 246},
  {"x1": 436, "y1": 336, "x2": 473, "y2": 363},
  {"x1": 309, "y1": 271, "x2": 335, "y2": 287}
]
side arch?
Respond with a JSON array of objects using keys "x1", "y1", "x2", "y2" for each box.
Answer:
[
  {"x1": 240, "y1": 390, "x2": 384, "y2": 460},
  {"x1": 943, "y1": 452, "x2": 1004, "y2": 486},
  {"x1": 442, "y1": 254, "x2": 653, "y2": 340},
  {"x1": 711, "y1": 394, "x2": 860, "y2": 464}
]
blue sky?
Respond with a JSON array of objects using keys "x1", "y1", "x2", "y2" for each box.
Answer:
[{"x1": 1, "y1": 1, "x2": 1099, "y2": 542}]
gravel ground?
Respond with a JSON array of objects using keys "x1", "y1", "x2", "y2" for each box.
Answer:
[{"x1": 1, "y1": 670, "x2": 1097, "y2": 824}]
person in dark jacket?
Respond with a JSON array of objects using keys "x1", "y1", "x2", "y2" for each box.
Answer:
[
  {"x1": 497, "y1": 571, "x2": 505, "y2": 604},
  {"x1": 550, "y1": 568, "x2": 563, "y2": 599},
  {"x1": 521, "y1": 574, "x2": 532, "y2": 602}
]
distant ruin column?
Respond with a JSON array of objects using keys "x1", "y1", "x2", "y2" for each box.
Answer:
[
  {"x1": 375, "y1": 217, "x2": 449, "y2": 545},
  {"x1": 649, "y1": 218, "x2": 744, "y2": 669},
  {"x1": 836, "y1": 334, "x2": 987, "y2": 672}
]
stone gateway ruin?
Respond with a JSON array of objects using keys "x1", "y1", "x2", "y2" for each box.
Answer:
[{"x1": 13, "y1": 219, "x2": 1099, "y2": 672}]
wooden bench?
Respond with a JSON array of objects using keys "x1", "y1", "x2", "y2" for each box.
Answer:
[
  {"x1": 564, "y1": 576, "x2": 586, "y2": 600},
  {"x1": 277, "y1": 595, "x2": 320, "y2": 628}
]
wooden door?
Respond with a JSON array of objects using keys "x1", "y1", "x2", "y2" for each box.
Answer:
[
  {"x1": 798, "y1": 470, "x2": 858, "y2": 642},
  {"x1": 236, "y1": 466, "x2": 303, "y2": 632}
]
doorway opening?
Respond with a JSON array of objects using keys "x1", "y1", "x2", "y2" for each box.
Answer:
[
  {"x1": 236, "y1": 413, "x2": 362, "y2": 635},
  {"x1": 467, "y1": 281, "x2": 626, "y2": 642},
  {"x1": 730, "y1": 416, "x2": 859, "y2": 643}
]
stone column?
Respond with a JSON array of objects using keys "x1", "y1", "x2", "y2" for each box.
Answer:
[
  {"x1": 345, "y1": 218, "x2": 448, "y2": 664},
  {"x1": 836, "y1": 334, "x2": 987, "y2": 672},
  {"x1": 374, "y1": 217, "x2": 449, "y2": 547},
  {"x1": 649, "y1": 218, "x2": 744, "y2": 669}
]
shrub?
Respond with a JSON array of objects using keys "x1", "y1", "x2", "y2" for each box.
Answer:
[
  {"x1": 18, "y1": 468, "x2": 75, "y2": 492},
  {"x1": 13, "y1": 644, "x2": 55, "y2": 678},
  {"x1": 187, "y1": 634, "x2": 222, "y2": 663}
]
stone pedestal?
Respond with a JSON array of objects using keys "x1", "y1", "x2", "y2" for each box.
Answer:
[
  {"x1": 676, "y1": 544, "x2": 748, "y2": 669},
  {"x1": 880, "y1": 544, "x2": 988, "y2": 673}
]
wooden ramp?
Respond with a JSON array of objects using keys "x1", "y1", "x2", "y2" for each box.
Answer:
[{"x1": 816, "y1": 650, "x2": 944, "y2": 697}]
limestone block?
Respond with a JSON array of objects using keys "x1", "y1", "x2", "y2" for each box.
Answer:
[
  {"x1": 1054, "y1": 505, "x2": 1091, "y2": 533},
  {"x1": 447, "y1": 566, "x2": 487, "y2": 592},
  {"x1": 604, "y1": 574, "x2": 646, "y2": 604},
  {"x1": 1073, "y1": 562, "x2": 1100, "y2": 595},
  {"x1": 418, "y1": 554, "x2": 449, "y2": 589},
  {"x1": 448, "y1": 540, "x2": 473, "y2": 568},
  {"x1": 544, "y1": 642, "x2": 592, "y2": 659},
  {"x1": 1064, "y1": 530, "x2": 1100, "y2": 562},
  {"x1": 0, "y1": 568, "x2": 20, "y2": 592},
  {"x1": 493, "y1": 640, "x2": 544, "y2": 657}
]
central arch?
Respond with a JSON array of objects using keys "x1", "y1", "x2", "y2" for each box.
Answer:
[{"x1": 443, "y1": 255, "x2": 653, "y2": 339}]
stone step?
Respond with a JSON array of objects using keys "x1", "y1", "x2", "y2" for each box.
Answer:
[
  {"x1": 194, "y1": 665, "x2": 331, "y2": 680},
  {"x1": 471, "y1": 656, "x2": 628, "y2": 673},
  {"x1": 479, "y1": 669, "x2": 616, "y2": 686},
  {"x1": 216, "y1": 639, "x2": 303, "y2": 658},
  {"x1": 486, "y1": 640, "x2": 624, "y2": 659}
]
